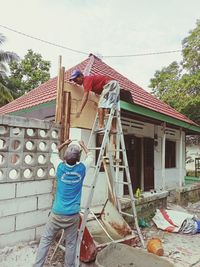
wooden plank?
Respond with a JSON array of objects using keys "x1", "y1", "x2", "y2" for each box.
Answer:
[
  {"x1": 64, "y1": 82, "x2": 99, "y2": 129},
  {"x1": 63, "y1": 92, "x2": 71, "y2": 141},
  {"x1": 59, "y1": 67, "x2": 65, "y2": 142},
  {"x1": 55, "y1": 56, "x2": 62, "y2": 123}
]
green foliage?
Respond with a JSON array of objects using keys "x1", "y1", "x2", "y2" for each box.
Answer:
[
  {"x1": 149, "y1": 20, "x2": 200, "y2": 124},
  {"x1": 0, "y1": 82, "x2": 13, "y2": 106},
  {"x1": 182, "y1": 20, "x2": 200, "y2": 73},
  {"x1": 6, "y1": 49, "x2": 51, "y2": 98},
  {"x1": 0, "y1": 33, "x2": 18, "y2": 107}
]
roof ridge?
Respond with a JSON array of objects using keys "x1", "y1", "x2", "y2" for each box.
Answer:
[{"x1": 83, "y1": 54, "x2": 95, "y2": 75}]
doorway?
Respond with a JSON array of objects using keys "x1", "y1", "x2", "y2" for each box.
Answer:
[
  {"x1": 124, "y1": 135, "x2": 141, "y2": 193},
  {"x1": 143, "y1": 138, "x2": 154, "y2": 191},
  {"x1": 124, "y1": 136, "x2": 154, "y2": 193}
]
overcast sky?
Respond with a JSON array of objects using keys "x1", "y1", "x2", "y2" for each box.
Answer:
[{"x1": 0, "y1": 0, "x2": 199, "y2": 91}]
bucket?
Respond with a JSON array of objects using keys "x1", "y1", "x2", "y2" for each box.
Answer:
[{"x1": 147, "y1": 238, "x2": 164, "y2": 256}]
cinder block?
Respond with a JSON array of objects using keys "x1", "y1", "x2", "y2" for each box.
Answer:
[
  {"x1": 0, "y1": 152, "x2": 8, "y2": 168},
  {"x1": 16, "y1": 209, "x2": 50, "y2": 230},
  {"x1": 16, "y1": 180, "x2": 53, "y2": 197},
  {"x1": 0, "y1": 228, "x2": 35, "y2": 248},
  {"x1": 0, "y1": 125, "x2": 9, "y2": 137},
  {"x1": 38, "y1": 194, "x2": 53, "y2": 209},
  {"x1": 0, "y1": 196, "x2": 37, "y2": 217},
  {"x1": 0, "y1": 183, "x2": 16, "y2": 200},
  {"x1": 0, "y1": 216, "x2": 15, "y2": 234}
]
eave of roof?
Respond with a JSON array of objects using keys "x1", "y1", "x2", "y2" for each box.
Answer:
[
  {"x1": 0, "y1": 54, "x2": 199, "y2": 133},
  {"x1": 121, "y1": 101, "x2": 200, "y2": 134},
  {"x1": 9, "y1": 99, "x2": 200, "y2": 134}
]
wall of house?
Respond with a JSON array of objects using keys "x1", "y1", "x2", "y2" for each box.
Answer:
[
  {"x1": 121, "y1": 117, "x2": 186, "y2": 191},
  {"x1": 154, "y1": 126, "x2": 186, "y2": 190},
  {"x1": 77, "y1": 116, "x2": 187, "y2": 198},
  {"x1": 0, "y1": 115, "x2": 59, "y2": 248}
]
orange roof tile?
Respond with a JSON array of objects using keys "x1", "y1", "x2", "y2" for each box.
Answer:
[{"x1": 0, "y1": 54, "x2": 196, "y2": 126}]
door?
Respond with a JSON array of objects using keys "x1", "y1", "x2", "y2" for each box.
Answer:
[
  {"x1": 143, "y1": 138, "x2": 154, "y2": 191},
  {"x1": 124, "y1": 135, "x2": 141, "y2": 194}
]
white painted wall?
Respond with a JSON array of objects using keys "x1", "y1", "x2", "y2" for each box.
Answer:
[
  {"x1": 154, "y1": 126, "x2": 186, "y2": 190},
  {"x1": 0, "y1": 180, "x2": 53, "y2": 248},
  {"x1": 75, "y1": 117, "x2": 187, "y2": 204},
  {"x1": 0, "y1": 115, "x2": 58, "y2": 248}
]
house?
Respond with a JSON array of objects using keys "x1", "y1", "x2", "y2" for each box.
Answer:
[
  {"x1": 186, "y1": 136, "x2": 200, "y2": 176},
  {"x1": 1, "y1": 54, "x2": 200, "y2": 201}
]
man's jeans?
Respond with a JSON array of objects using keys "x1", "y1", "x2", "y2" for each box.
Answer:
[{"x1": 34, "y1": 212, "x2": 80, "y2": 267}]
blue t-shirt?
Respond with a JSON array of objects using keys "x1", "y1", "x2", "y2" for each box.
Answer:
[{"x1": 52, "y1": 161, "x2": 86, "y2": 215}]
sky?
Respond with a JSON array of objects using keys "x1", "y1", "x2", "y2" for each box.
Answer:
[{"x1": 0, "y1": 0, "x2": 199, "y2": 92}]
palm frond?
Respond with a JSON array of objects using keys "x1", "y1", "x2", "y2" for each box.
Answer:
[
  {"x1": 0, "y1": 82, "x2": 13, "y2": 106},
  {"x1": 0, "y1": 50, "x2": 19, "y2": 63},
  {"x1": 0, "y1": 33, "x2": 6, "y2": 45},
  {"x1": 0, "y1": 62, "x2": 8, "y2": 73}
]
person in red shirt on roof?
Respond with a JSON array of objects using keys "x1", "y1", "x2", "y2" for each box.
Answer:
[{"x1": 69, "y1": 70, "x2": 120, "y2": 132}]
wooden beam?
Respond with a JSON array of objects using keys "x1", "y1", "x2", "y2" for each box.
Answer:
[
  {"x1": 63, "y1": 92, "x2": 71, "y2": 141},
  {"x1": 59, "y1": 67, "x2": 65, "y2": 143},
  {"x1": 55, "y1": 56, "x2": 62, "y2": 123}
]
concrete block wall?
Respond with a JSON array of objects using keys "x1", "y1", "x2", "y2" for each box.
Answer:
[
  {"x1": 0, "y1": 115, "x2": 60, "y2": 248},
  {"x1": 174, "y1": 183, "x2": 200, "y2": 206}
]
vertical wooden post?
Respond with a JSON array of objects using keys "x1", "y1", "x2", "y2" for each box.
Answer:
[
  {"x1": 179, "y1": 128, "x2": 183, "y2": 187},
  {"x1": 161, "y1": 122, "x2": 166, "y2": 190},
  {"x1": 63, "y1": 92, "x2": 71, "y2": 141},
  {"x1": 55, "y1": 56, "x2": 62, "y2": 123},
  {"x1": 59, "y1": 67, "x2": 65, "y2": 143}
]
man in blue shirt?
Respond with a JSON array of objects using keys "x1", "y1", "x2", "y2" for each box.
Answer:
[{"x1": 34, "y1": 139, "x2": 93, "y2": 267}]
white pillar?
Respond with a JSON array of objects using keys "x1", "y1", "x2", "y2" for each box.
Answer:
[
  {"x1": 161, "y1": 123, "x2": 166, "y2": 190},
  {"x1": 179, "y1": 128, "x2": 183, "y2": 188}
]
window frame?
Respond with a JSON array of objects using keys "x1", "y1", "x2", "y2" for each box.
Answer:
[{"x1": 165, "y1": 139, "x2": 176, "y2": 168}]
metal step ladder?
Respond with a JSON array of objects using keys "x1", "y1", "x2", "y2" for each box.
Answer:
[{"x1": 75, "y1": 102, "x2": 145, "y2": 266}]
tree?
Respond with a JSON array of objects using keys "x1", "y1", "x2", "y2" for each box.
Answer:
[
  {"x1": 149, "y1": 20, "x2": 200, "y2": 124},
  {"x1": 5, "y1": 49, "x2": 51, "y2": 98},
  {"x1": 0, "y1": 33, "x2": 19, "y2": 106}
]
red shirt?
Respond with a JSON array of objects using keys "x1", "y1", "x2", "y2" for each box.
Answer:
[{"x1": 83, "y1": 75, "x2": 112, "y2": 94}]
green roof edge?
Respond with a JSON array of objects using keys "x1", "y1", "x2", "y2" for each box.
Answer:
[
  {"x1": 9, "y1": 100, "x2": 56, "y2": 115},
  {"x1": 120, "y1": 101, "x2": 200, "y2": 133},
  {"x1": 9, "y1": 99, "x2": 200, "y2": 133}
]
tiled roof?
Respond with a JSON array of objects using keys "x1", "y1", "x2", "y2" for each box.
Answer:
[{"x1": 0, "y1": 54, "x2": 196, "y2": 126}]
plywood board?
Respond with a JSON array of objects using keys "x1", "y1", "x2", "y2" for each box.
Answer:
[{"x1": 64, "y1": 82, "x2": 99, "y2": 129}]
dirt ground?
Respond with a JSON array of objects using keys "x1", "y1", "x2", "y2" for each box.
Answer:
[{"x1": 0, "y1": 201, "x2": 200, "y2": 267}]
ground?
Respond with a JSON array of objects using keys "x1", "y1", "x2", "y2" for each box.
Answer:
[{"x1": 0, "y1": 201, "x2": 200, "y2": 267}]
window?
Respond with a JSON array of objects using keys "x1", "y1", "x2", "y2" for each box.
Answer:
[{"x1": 165, "y1": 140, "x2": 176, "y2": 168}]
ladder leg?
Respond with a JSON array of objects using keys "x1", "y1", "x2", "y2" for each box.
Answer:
[
  {"x1": 75, "y1": 109, "x2": 115, "y2": 266},
  {"x1": 75, "y1": 103, "x2": 145, "y2": 266},
  {"x1": 116, "y1": 109, "x2": 145, "y2": 248}
]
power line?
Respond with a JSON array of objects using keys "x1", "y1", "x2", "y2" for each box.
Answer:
[
  {"x1": 0, "y1": 24, "x2": 88, "y2": 56},
  {"x1": 103, "y1": 49, "x2": 182, "y2": 58},
  {"x1": 0, "y1": 24, "x2": 182, "y2": 58}
]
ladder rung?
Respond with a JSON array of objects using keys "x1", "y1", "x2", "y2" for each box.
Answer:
[
  {"x1": 117, "y1": 196, "x2": 131, "y2": 201},
  {"x1": 112, "y1": 165, "x2": 127, "y2": 168},
  {"x1": 114, "y1": 180, "x2": 130, "y2": 185},
  {"x1": 88, "y1": 147, "x2": 101, "y2": 150},
  {"x1": 83, "y1": 184, "x2": 92, "y2": 189},
  {"x1": 120, "y1": 211, "x2": 134, "y2": 218},
  {"x1": 108, "y1": 149, "x2": 124, "y2": 152},
  {"x1": 104, "y1": 114, "x2": 117, "y2": 118},
  {"x1": 90, "y1": 165, "x2": 97, "y2": 169},
  {"x1": 103, "y1": 157, "x2": 122, "y2": 162}
]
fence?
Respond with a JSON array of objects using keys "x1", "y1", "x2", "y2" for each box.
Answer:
[{"x1": 0, "y1": 115, "x2": 60, "y2": 247}]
